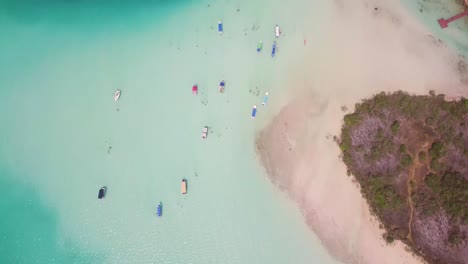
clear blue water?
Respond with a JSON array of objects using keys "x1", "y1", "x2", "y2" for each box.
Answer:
[
  {"x1": 0, "y1": 1, "x2": 337, "y2": 263},
  {"x1": 1, "y1": 0, "x2": 466, "y2": 263}
]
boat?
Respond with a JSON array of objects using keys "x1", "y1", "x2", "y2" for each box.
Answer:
[
  {"x1": 181, "y1": 179, "x2": 187, "y2": 194},
  {"x1": 271, "y1": 41, "x2": 277, "y2": 57},
  {"x1": 114, "y1": 90, "x2": 121, "y2": 102},
  {"x1": 192, "y1": 84, "x2": 198, "y2": 95},
  {"x1": 202, "y1": 126, "x2": 209, "y2": 139},
  {"x1": 262, "y1": 92, "x2": 269, "y2": 105},
  {"x1": 218, "y1": 20, "x2": 223, "y2": 34},
  {"x1": 257, "y1": 40, "x2": 263, "y2": 52},
  {"x1": 157, "y1": 202, "x2": 162, "y2": 217},
  {"x1": 251, "y1": 105, "x2": 257, "y2": 118},
  {"x1": 98, "y1": 186, "x2": 107, "y2": 199},
  {"x1": 275, "y1": 25, "x2": 280, "y2": 37},
  {"x1": 219, "y1": 80, "x2": 225, "y2": 93}
]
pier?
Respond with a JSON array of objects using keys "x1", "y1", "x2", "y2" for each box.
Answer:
[{"x1": 437, "y1": 10, "x2": 468, "y2": 29}]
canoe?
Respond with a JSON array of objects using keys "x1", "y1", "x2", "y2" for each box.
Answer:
[{"x1": 181, "y1": 179, "x2": 187, "y2": 194}]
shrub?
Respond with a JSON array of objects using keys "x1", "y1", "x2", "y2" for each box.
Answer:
[
  {"x1": 391, "y1": 121, "x2": 400, "y2": 135},
  {"x1": 424, "y1": 173, "x2": 440, "y2": 194},
  {"x1": 400, "y1": 154, "x2": 413, "y2": 167},
  {"x1": 429, "y1": 142, "x2": 445, "y2": 159}
]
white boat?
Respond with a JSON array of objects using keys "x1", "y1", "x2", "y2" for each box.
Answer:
[
  {"x1": 114, "y1": 90, "x2": 121, "y2": 102},
  {"x1": 275, "y1": 25, "x2": 280, "y2": 37},
  {"x1": 202, "y1": 126, "x2": 208, "y2": 139}
]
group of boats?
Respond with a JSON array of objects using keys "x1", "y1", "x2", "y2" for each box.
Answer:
[
  {"x1": 98, "y1": 178, "x2": 188, "y2": 217},
  {"x1": 256, "y1": 25, "x2": 280, "y2": 57},
  {"x1": 103, "y1": 22, "x2": 278, "y2": 219}
]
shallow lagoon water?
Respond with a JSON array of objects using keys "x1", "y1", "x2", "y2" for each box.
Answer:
[
  {"x1": 1, "y1": 0, "x2": 466, "y2": 263},
  {"x1": 0, "y1": 0, "x2": 337, "y2": 263}
]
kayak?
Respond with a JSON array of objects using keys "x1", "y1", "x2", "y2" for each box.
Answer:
[{"x1": 157, "y1": 202, "x2": 162, "y2": 217}]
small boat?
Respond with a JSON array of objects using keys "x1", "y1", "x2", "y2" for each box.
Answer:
[
  {"x1": 98, "y1": 186, "x2": 107, "y2": 199},
  {"x1": 219, "y1": 80, "x2": 225, "y2": 93},
  {"x1": 192, "y1": 84, "x2": 198, "y2": 95},
  {"x1": 251, "y1": 105, "x2": 257, "y2": 118},
  {"x1": 181, "y1": 179, "x2": 187, "y2": 194},
  {"x1": 218, "y1": 20, "x2": 223, "y2": 34},
  {"x1": 202, "y1": 126, "x2": 209, "y2": 139},
  {"x1": 275, "y1": 25, "x2": 280, "y2": 37},
  {"x1": 271, "y1": 41, "x2": 277, "y2": 57},
  {"x1": 262, "y1": 92, "x2": 269, "y2": 106},
  {"x1": 257, "y1": 40, "x2": 263, "y2": 52},
  {"x1": 157, "y1": 202, "x2": 162, "y2": 217},
  {"x1": 114, "y1": 90, "x2": 121, "y2": 102}
]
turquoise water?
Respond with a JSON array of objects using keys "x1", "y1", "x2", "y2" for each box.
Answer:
[
  {"x1": 2, "y1": 0, "x2": 466, "y2": 263},
  {"x1": 0, "y1": 1, "x2": 337, "y2": 263}
]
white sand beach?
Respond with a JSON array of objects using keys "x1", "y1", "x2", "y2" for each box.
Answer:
[{"x1": 256, "y1": 0, "x2": 468, "y2": 263}]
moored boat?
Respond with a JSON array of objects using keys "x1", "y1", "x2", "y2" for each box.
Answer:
[
  {"x1": 271, "y1": 41, "x2": 277, "y2": 57},
  {"x1": 251, "y1": 105, "x2": 257, "y2": 118},
  {"x1": 157, "y1": 202, "x2": 162, "y2": 217},
  {"x1": 98, "y1": 186, "x2": 107, "y2": 199},
  {"x1": 275, "y1": 25, "x2": 280, "y2": 37},
  {"x1": 218, "y1": 20, "x2": 223, "y2": 34},
  {"x1": 202, "y1": 126, "x2": 209, "y2": 139},
  {"x1": 257, "y1": 40, "x2": 263, "y2": 52},
  {"x1": 114, "y1": 90, "x2": 121, "y2": 102},
  {"x1": 181, "y1": 179, "x2": 187, "y2": 194},
  {"x1": 219, "y1": 80, "x2": 225, "y2": 93}
]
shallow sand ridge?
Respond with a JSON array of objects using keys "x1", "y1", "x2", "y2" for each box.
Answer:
[{"x1": 256, "y1": 0, "x2": 468, "y2": 263}]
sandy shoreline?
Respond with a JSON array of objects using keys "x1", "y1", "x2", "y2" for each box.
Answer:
[{"x1": 256, "y1": 0, "x2": 468, "y2": 263}]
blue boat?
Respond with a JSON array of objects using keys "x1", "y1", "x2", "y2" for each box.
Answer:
[
  {"x1": 218, "y1": 20, "x2": 223, "y2": 34},
  {"x1": 262, "y1": 92, "x2": 269, "y2": 106},
  {"x1": 157, "y1": 202, "x2": 162, "y2": 217},
  {"x1": 271, "y1": 41, "x2": 277, "y2": 57},
  {"x1": 251, "y1": 105, "x2": 257, "y2": 119}
]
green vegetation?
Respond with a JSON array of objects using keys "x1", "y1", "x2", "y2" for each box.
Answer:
[
  {"x1": 339, "y1": 91, "x2": 467, "y2": 264},
  {"x1": 391, "y1": 121, "x2": 400, "y2": 135}
]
